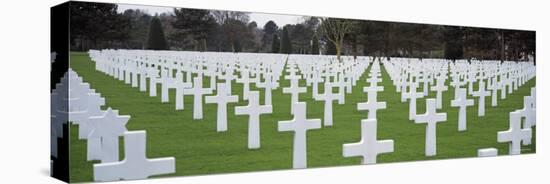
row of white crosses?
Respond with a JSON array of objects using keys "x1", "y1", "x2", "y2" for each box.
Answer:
[
  {"x1": 276, "y1": 54, "x2": 373, "y2": 168},
  {"x1": 343, "y1": 60, "x2": 394, "y2": 164},
  {"x1": 89, "y1": 50, "x2": 535, "y2": 170},
  {"x1": 90, "y1": 50, "x2": 286, "y2": 151},
  {"x1": 51, "y1": 69, "x2": 175, "y2": 181},
  {"x1": 383, "y1": 57, "x2": 536, "y2": 156}
]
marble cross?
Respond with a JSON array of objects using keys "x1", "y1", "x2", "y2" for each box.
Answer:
[
  {"x1": 430, "y1": 77, "x2": 448, "y2": 109},
  {"x1": 343, "y1": 119, "x2": 394, "y2": 164},
  {"x1": 184, "y1": 76, "x2": 213, "y2": 120},
  {"x1": 518, "y1": 96, "x2": 536, "y2": 129},
  {"x1": 235, "y1": 91, "x2": 272, "y2": 149},
  {"x1": 497, "y1": 111, "x2": 532, "y2": 155},
  {"x1": 404, "y1": 82, "x2": 423, "y2": 120},
  {"x1": 236, "y1": 69, "x2": 252, "y2": 100},
  {"x1": 138, "y1": 65, "x2": 148, "y2": 92},
  {"x1": 93, "y1": 131, "x2": 175, "y2": 181},
  {"x1": 451, "y1": 88, "x2": 474, "y2": 131},
  {"x1": 160, "y1": 69, "x2": 176, "y2": 103},
  {"x1": 278, "y1": 102, "x2": 321, "y2": 169},
  {"x1": 174, "y1": 71, "x2": 192, "y2": 110},
  {"x1": 205, "y1": 83, "x2": 239, "y2": 132},
  {"x1": 283, "y1": 75, "x2": 306, "y2": 115},
  {"x1": 357, "y1": 86, "x2": 386, "y2": 120},
  {"x1": 471, "y1": 80, "x2": 490, "y2": 117},
  {"x1": 414, "y1": 98, "x2": 447, "y2": 156},
  {"x1": 147, "y1": 66, "x2": 160, "y2": 97},
  {"x1": 316, "y1": 82, "x2": 343, "y2": 127},
  {"x1": 256, "y1": 73, "x2": 278, "y2": 105},
  {"x1": 488, "y1": 77, "x2": 499, "y2": 107}
]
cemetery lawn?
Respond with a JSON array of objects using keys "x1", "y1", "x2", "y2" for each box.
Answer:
[{"x1": 69, "y1": 52, "x2": 536, "y2": 182}]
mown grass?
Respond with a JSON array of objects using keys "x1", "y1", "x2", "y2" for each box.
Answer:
[{"x1": 69, "y1": 52, "x2": 535, "y2": 182}]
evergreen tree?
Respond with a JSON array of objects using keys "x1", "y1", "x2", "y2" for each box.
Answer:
[
  {"x1": 280, "y1": 26, "x2": 292, "y2": 54},
  {"x1": 146, "y1": 17, "x2": 168, "y2": 50},
  {"x1": 272, "y1": 34, "x2": 280, "y2": 53}
]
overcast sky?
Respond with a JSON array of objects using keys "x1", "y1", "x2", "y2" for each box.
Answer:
[{"x1": 117, "y1": 4, "x2": 302, "y2": 27}]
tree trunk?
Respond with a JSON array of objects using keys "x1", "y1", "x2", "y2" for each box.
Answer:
[
  {"x1": 335, "y1": 42, "x2": 342, "y2": 62},
  {"x1": 201, "y1": 38, "x2": 207, "y2": 52}
]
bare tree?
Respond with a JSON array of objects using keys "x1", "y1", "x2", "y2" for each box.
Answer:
[{"x1": 320, "y1": 18, "x2": 355, "y2": 61}]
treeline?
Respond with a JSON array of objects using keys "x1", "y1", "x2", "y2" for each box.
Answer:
[{"x1": 69, "y1": 2, "x2": 535, "y2": 62}]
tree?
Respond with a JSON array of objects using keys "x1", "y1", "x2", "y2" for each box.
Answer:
[
  {"x1": 311, "y1": 34, "x2": 319, "y2": 55},
  {"x1": 290, "y1": 24, "x2": 311, "y2": 54},
  {"x1": 280, "y1": 25, "x2": 292, "y2": 54},
  {"x1": 122, "y1": 9, "x2": 151, "y2": 49},
  {"x1": 172, "y1": 8, "x2": 216, "y2": 51},
  {"x1": 146, "y1": 17, "x2": 168, "y2": 50},
  {"x1": 262, "y1": 20, "x2": 279, "y2": 52},
  {"x1": 272, "y1": 34, "x2": 280, "y2": 53},
  {"x1": 245, "y1": 21, "x2": 263, "y2": 52},
  {"x1": 263, "y1": 20, "x2": 279, "y2": 35},
  {"x1": 69, "y1": 2, "x2": 130, "y2": 50},
  {"x1": 222, "y1": 19, "x2": 250, "y2": 52},
  {"x1": 320, "y1": 18, "x2": 355, "y2": 61},
  {"x1": 211, "y1": 10, "x2": 251, "y2": 52},
  {"x1": 443, "y1": 26, "x2": 464, "y2": 60}
]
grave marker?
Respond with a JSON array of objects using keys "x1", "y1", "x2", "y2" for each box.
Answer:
[
  {"x1": 451, "y1": 88, "x2": 474, "y2": 131},
  {"x1": 278, "y1": 102, "x2": 321, "y2": 169},
  {"x1": 235, "y1": 91, "x2": 272, "y2": 149},
  {"x1": 93, "y1": 131, "x2": 175, "y2": 181},
  {"x1": 343, "y1": 119, "x2": 394, "y2": 164},
  {"x1": 205, "y1": 83, "x2": 239, "y2": 132},
  {"x1": 497, "y1": 112, "x2": 532, "y2": 155},
  {"x1": 415, "y1": 99, "x2": 447, "y2": 156}
]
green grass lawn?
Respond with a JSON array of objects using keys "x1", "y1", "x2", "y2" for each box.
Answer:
[{"x1": 68, "y1": 52, "x2": 536, "y2": 182}]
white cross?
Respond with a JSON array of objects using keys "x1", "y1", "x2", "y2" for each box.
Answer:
[
  {"x1": 235, "y1": 91, "x2": 272, "y2": 149},
  {"x1": 500, "y1": 77, "x2": 509, "y2": 99},
  {"x1": 518, "y1": 96, "x2": 536, "y2": 129},
  {"x1": 419, "y1": 73, "x2": 430, "y2": 96},
  {"x1": 488, "y1": 77, "x2": 499, "y2": 107},
  {"x1": 430, "y1": 77, "x2": 448, "y2": 109},
  {"x1": 404, "y1": 82, "x2": 423, "y2": 120},
  {"x1": 357, "y1": 86, "x2": 386, "y2": 120},
  {"x1": 256, "y1": 73, "x2": 279, "y2": 105},
  {"x1": 311, "y1": 71, "x2": 324, "y2": 100},
  {"x1": 472, "y1": 80, "x2": 490, "y2": 117},
  {"x1": 138, "y1": 65, "x2": 148, "y2": 92},
  {"x1": 160, "y1": 69, "x2": 176, "y2": 103},
  {"x1": 497, "y1": 111, "x2": 532, "y2": 155},
  {"x1": 278, "y1": 102, "x2": 321, "y2": 169},
  {"x1": 283, "y1": 75, "x2": 306, "y2": 115},
  {"x1": 93, "y1": 131, "x2": 175, "y2": 181},
  {"x1": 222, "y1": 69, "x2": 235, "y2": 95},
  {"x1": 367, "y1": 75, "x2": 381, "y2": 86},
  {"x1": 205, "y1": 83, "x2": 239, "y2": 132},
  {"x1": 414, "y1": 98, "x2": 447, "y2": 156},
  {"x1": 316, "y1": 82, "x2": 343, "y2": 127},
  {"x1": 175, "y1": 72, "x2": 192, "y2": 110},
  {"x1": 343, "y1": 119, "x2": 394, "y2": 164},
  {"x1": 236, "y1": 69, "x2": 252, "y2": 100},
  {"x1": 147, "y1": 66, "x2": 160, "y2": 97},
  {"x1": 87, "y1": 108, "x2": 129, "y2": 163},
  {"x1": 451, "y1": 88, "x2": 474, "y2": 131},
  {"x1": 184, "y1": 76, "x2": 212, "y2": 120}
]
